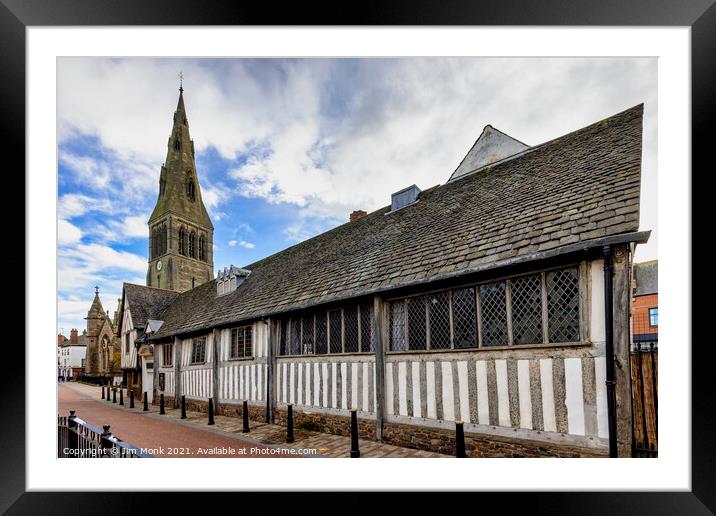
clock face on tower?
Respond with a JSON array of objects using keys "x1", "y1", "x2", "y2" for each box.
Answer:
[{"x1": 156, "y1": 260, "x2": 162, "y2": 271}]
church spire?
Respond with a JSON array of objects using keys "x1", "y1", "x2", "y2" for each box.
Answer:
[{"x1": 147, "y1": 82, "x2": 214, "y2": 292}]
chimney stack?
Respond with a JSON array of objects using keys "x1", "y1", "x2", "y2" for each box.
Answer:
[
  {"x1": 350, "y1": 210, "x2": 367, "y2": 222},
  {"x1": 57, "y1": 334, "x2": 66, "y2": 345},
  {"x1": 70, "y1": 328, "x2": 78, "y2": 344}
]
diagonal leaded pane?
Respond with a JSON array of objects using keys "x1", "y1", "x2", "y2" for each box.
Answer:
[
  {"x1": 511, "y1": 274, "x2": 543, "y2": 345},
  {"x1": 480, "y1": 281, "x2": 508, "y2": 346},
  {"x1": 453, "y1": 287, "x2": 477, "y2": 348},
  {"x1": 428, "y1": 291, "x2": 451, "y2": 349},
  {"x1": 407, "y1": 296, "x2": 427, "y2": 350},
  {"x1": 390, "y1": 300, "x2": 407, "y2": 351},
  {"x1": 547, "y1": 267, "x2": 580, "y2": 342}
]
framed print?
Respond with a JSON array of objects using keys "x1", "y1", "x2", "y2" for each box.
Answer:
[{"x1": 4, "y1": 0, "x2": 713, "y2": 512}]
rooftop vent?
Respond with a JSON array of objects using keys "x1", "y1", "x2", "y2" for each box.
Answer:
[
  {"x1": 217, "y1": 265, "x2": 251, "y2": 296},
  {"x1": 390, "y1": 184, "x2": 421, "y2": 213}
]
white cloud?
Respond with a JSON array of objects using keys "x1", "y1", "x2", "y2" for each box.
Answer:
[
  {"x1": 58, "y1": 219, "x2": 82, "y2": 245},
  {"x1": 238, "y1": 241, "x2": 255, "y2": 249},
  {"x1": 228, "y1": 240, "x2": 237, "y2": 247},
  {"x1": 58, "y1": 193, "x2": 115, "y2": 219},
  {"x1": 60, "y1": 152, "x2": 111, "y2": 190}
]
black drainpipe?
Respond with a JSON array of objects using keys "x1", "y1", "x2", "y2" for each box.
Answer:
[{"x1": 603, "y1": 245, "x2": 618, "y2": 458}]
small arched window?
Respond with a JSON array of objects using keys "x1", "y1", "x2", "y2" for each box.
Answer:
[
  {"x1": 178, "y1": 227, "x2": 187, "y2": 256},
  {"x1": 186, "y1": 173, "x2": 195, "y2": 202},
  {"x1": 189, "y1": 231, "x2": 196, "y2": 258},
  {"x1": 199, "y1": 235, "x2": 206, "y2": 261},
  {"x1": 174, "y1": 137, "x2": 182, "y2": 151}
]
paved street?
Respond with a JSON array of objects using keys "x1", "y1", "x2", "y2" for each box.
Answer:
[{"x1": 58, "y1": 382, "x2": 448, "y2": 458}]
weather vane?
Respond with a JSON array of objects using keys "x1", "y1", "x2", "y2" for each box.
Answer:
[
  {"x1": 179, "y1": 71, "x2": 184, "y2": 93},
  {"x1": 94, "y1": 285, "x2": 99, "y2": 294}
]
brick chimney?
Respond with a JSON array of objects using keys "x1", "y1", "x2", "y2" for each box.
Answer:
[
  {"x1": 350, "y1": 210, "x2": 367, "y2": 222},
  {"x1": 70, "y1": 328, "x2": 78, "y2": 344},
  {"x1": 57, "y1": 334, "x2": 66, "y2": 345}
]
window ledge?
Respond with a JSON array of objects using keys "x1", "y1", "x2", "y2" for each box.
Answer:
[
  {"x1": 385, "y1": 341, "x2": 593, "y2": 355},
  {"x1": 226, "y1": 356, "x2": 254, "y2": 362},
  {"x1": 277, "y1": 352, "x2": 375, "y2": 359}
]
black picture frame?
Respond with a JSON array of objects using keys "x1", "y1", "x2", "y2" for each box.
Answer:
[{"x1": 4, "y1": 0, "x2": 713, "y2": 512}]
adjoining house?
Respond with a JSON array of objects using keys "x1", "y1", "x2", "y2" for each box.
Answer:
[
  {"x1": 58, "y1": 328, "x2": 87, "y2": 380},
  {"x1": 632, "y1": 260, "x2": 658, "y2": 349},
  {"x1": 104, "y1": 88, "x2": 650, "y2": 457},
  {"x1": 118, "y1": 283, "x2": 179, "y2": 400}
]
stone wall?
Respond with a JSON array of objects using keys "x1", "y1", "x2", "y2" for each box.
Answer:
[
  {"x1": 272, "y1": 406, "x2": 376, "y2": 441},
  {"x1": 381, "y1": 421, "x2": 607, "y2": 458}
]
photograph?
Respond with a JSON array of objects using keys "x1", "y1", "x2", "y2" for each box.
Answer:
[{"x1": 55, "y1": 56, "x2": 658, "y2": 460}]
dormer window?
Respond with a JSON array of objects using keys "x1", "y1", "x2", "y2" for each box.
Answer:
[{"x1": 216, "y1": 266, "x2": 251, "y2": 296}]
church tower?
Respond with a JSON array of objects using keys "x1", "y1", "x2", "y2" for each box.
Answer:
[{"x1": 147, "y1": 82, "x2": 214, "y2": 292}]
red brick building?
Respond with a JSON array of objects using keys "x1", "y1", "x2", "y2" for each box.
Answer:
[{"x1": 632, "y1": 260, "x2": 658, "y2": 348}]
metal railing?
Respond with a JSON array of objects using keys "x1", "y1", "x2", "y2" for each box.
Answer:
[{"x1": 58, "y1": 410, "x2": 150, "y2": 458}]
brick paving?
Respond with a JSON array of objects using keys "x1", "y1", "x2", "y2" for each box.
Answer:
[{"x1": 60, "y1": 382, "x2": 448, "y2": 458}]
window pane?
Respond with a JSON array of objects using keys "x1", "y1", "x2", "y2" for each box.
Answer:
[
  {"x1": 547, "y1": 267, "x2": 580, "y2": 343},
  {"x1": 480, "y1": 281, "x2": 508, "y2": 346},
  {"x1": 452, "y1": 287, "x2": 477, "y2": 349},
  {"x1": 315, "y1": 312, "x2": 328, "y2": 354},
  {"x1": 649, "y1": 308, "x2": 658, "y2": 327},
  {"x1": 290, "y1": 319, "x2": 301, "y2": 355},
  {"x1": 390, "y1": 300, "x2": 407, "y2": 351},
  {"x1": 360, "y1": 303, "x2": 374, "y2": 352},
  {"x1": 428, "y1": 291, "x2": 450, "y2": 349},
  {"x1": 329, "y1": 309, "x2": 342, "y2": 353},
  {"x1": 407, "y1": 297, "x2": 427, "y2": 350},
  {"x1": 344, "y1": 307, "x2": 359, "y2": 353},
  {"x1": 301, "y1": 315, "x2": 314, "y2": 355},
  {"x1": 230, "y1": 328, "x2": 238, "y2": 358},
  {"x1": 244, "y1": 326, "x2": 253, "y2": 357},
  {"x1": 511, "y1": 274, "x2": 543, "y2": 345},
  {"x1": 280, "y1": 320, "x2": 288, "y2": 355}
]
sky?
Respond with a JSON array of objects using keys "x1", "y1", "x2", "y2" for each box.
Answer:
[{"x1": 57, "y1": 57, "x2": 657, "y2": 335}]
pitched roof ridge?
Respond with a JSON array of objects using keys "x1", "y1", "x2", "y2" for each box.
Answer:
[{"x1": 450, "y1": 104, "x2": 644, "y2": 183}]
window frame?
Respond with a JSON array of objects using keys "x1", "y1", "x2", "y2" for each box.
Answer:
[
  {"x1": 162, "y1": 343, "x2": 173, "y2": 367},
  {"x1": 386, "y1": 262, "x2": 588, "y2": 354},
  {"x1": 648, "y1": 307, "x2": 658, "y2": 327},
  {"x1": 190, "y1": 336, "x2": 207, "y2": 364},
  {"x1": 229, "y1": 325, "x2": 254, "y2": 360},
  {"x1": 278, "y1": 302, "x2": 375, "y2": 357}
]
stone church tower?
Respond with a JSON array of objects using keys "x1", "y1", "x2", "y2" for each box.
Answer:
[
  {"x1": 147, "y1": 85, "x2": 214, "y2": 292},
  {"x1": 84, "y1": 287, "x2": 121, "y2": 378}
]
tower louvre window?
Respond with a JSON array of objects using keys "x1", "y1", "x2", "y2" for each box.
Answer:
[
  {"x1": 178, "y1": 227, "x2": 187, "y2": 256},
  {"x1": 199, "y1": 235, "x2": 206, "y2": 261},
  {"x1": 189, "y1": 231, "x2": 196, "y2": 258},
  {"x1": 174, "y1": 137, "x2": 182, "y2": 151}
]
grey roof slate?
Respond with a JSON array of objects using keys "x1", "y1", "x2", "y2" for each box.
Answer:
[
  {"x1": 150, "y1": 104, "x2": 645, "y2": 340},
  {"x1": 122, "y1": 283, "x2": 180, "y2": 331}
]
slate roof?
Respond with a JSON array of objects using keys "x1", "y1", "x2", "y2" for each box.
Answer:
[
  {"x1": 150, "y1": 104, "x2": 645, "y2": 339},
  {"x1": 122, "y1": 283, "x2": 180, "y2": 331},
  {"x1": 633, "y1": 260, "x2": 658, "y2": 296}
]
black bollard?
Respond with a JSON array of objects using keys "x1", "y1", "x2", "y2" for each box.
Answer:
[
  {"x1": 100, "y1": 425, "x2": 113, "y2": 458},
  {"x1": 67, "y1": 410, "x2": 78, "y2": 456},
  {"x1": 208, "y1": 398, "x2": 215, "y2": 425},
  {"x1": 129, "y1": 389, "x2": 135, "y2": 409},
  {"x1": 159, "y1": 393, "x2": 165, "y2": 415},
  {"x1": 455, "y1": 420, "x2": 466, "y2": 458},
  {"x1": 286, "y1": 404, "x2": 295, "y2": 443},
  {"x1": 112, "y1": 388, "x2": 117, "y2": 403},
  {"x1": 242, "y1": 400, "x2": 250, "y2": 433},
  {"x1": 119, "y1": 389, "x2": 124, "y2": 406},
  {"x1": 101, "y1": 385, "x2": 105, "y2": 399},
  {"x1": 143, "y1": 392, "x2": 148, "y2": 412},
  {"x1": 350, "y1": 409, "x2": 360, "y2": 458},
  {"x1": 181, "y1": 395, "x2": 187, "y2": 419}
]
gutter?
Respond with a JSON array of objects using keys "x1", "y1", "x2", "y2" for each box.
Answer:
[{"x1": 603, "y1": 245, "x2": 618, "y2": 458}]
